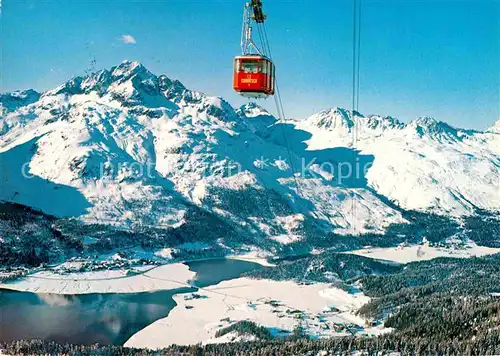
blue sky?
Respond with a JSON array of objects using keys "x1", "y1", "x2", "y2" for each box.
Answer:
[{"x1": 1, "y1": 0, "x2": 498, "y2": 130}]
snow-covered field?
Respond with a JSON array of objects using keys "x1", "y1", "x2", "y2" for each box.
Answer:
[
  {"x1": 347, "y1": 242, "x2": 500, "y2": 264},
  {"x1": 227, "y1": 251, "x2": 276, "y2": 267},
  {"x1": 0, "y1": 263, "x2": 194, "y2": 294},
  {"x1": 0, "y1": 250, "x2": 275, "y2": 295},
  {"x1": 124, "y1": 277, "x2": 390, "y2": 349}
]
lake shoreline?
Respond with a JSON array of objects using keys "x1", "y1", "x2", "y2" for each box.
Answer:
[
  {"x1": 0, "y1": 251, "x2": 274, "y2": 295},
  {"x1": 0, "y1": 259, "x2": 265, "y2": 346},
  {"x1": 124, "y1": 277, "x2": 391, "y2": 349}
]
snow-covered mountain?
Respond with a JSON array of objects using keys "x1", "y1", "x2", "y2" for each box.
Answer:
[
  {"x1": 487, "y1": 120, "x2": 500, "y2": 134},
  {"x1": 0, "y1": 61, "x2": 498, "y2": 246},
  {"x1": 289, "y1": 108, "x2": 499, "y2": 216}
]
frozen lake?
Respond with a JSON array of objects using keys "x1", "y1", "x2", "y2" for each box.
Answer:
[{"x1": 0, "y1": 259, "x2": 264, "y2": 345}]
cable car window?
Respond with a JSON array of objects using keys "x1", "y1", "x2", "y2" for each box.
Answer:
[
  {"x1": 270, "y1": 64, "x2": 275, "y2": 92},
  {"x1": 261, "y1": 60, "x2": 267, "y2": 74},
  {"x1": 266, "y1": 61, "x2": 271, "y2": 88},
  {"x1": 241, "y1": 60, "x2": 260, "y2": 73}
]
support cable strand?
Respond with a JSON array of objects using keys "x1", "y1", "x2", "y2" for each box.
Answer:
[{"x1": 260, "y1": 21, "x2": 304, "y2": 199}]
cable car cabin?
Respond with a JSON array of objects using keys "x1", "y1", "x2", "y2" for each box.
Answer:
[{"x1": 233, "y1": 55, "x2": 275, "y2": 98}]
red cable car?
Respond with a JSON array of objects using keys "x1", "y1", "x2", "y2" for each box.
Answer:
[
  {"x1": 233, "y1": 55, "x2": 275, "y2": 98},
  {"x1": 233, "y1": 1, "x2": 275, "y2": 99}
]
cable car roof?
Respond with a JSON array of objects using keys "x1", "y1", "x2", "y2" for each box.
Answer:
[{"x1": 234, "y1": 55, "x2": 272, "y2": 61}]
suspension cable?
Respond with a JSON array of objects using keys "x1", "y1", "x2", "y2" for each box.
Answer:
[
  {"x1": 261, "y1": 22, "x2": 273, "y2": 60},
  {"x1": 255, "y1": 21, "x2": 266, "y2": 57},
  {"x1": 259, "y1": 21, "x2": 304, "y2": 200},
  {"x1": 274, "y1": 81, "x2": 304, "y2": 199},
  {"x1": 351, "y1": 0, "x2": 362, "y2": 234},
  {"x1": 356, "y1": 0, "x2": 362, "y2": 112}
]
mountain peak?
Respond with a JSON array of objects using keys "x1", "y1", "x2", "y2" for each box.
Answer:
[
  {"x1": 414, "y1": 116, "x2": 438, "y2": 126},
  {"x1": 305, "y1": 107, "x2": 357, "y2": 131},
  {"x1": 0, "y1": 89, "x2": 41, "y2": 115},
  {"x1": 238, "y1": 102, "x2": 272, "y2": 118},
  {"x1": 405, "y1": 116, "x2": 466, "y2": 141},
  {"x1": 487, "y1": 120, "x2": 500, "y2": 134},
  {"x1": 115, "y1": 60, "x2": 143, "y2": 71},
  {"x1": 44, "y1": 61, "x2": 183, "y2": 105},
  {"x1": 410, "y1": 116, "x2": 453, "y2": 131},
  {"x1": 110, "y1": 60, "x2": 151, "y2": 81},
  {"x1": 330, "y1": 106, "x2": 362, "y2": 118},
  {"x1": 302, "y1": 107, "x2": 408, "y2": 137}
]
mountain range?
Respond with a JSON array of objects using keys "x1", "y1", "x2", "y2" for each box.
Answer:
[{"x1": 1, "y1": 61, "x2": 498, "y2": 247}]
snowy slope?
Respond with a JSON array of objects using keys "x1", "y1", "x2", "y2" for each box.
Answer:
[
  {"x1": 487, "y1": 120, "x2": 500, "y2": 134},
  {"x1": 289, "y1": 109, "x2": 499, "y2": 216},
  {"x1": 0, "y1": 61, "x2": 498, "y2": 245},
  {"x1": 0, "y1": 61, "x2": 404, "y2": 243}
]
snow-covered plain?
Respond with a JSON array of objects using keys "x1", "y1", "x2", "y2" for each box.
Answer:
[
  {"x1": 227, "y1": 251, "x2": 276, "y2": 267},
  {"x1": 124, "y1": 277, "x2": 390, "y2": 349},
  {"x1": 347, "y1": 242, "x2": 500, "y2": 264},
  {"x1": 0, "y1": 263, "x2": 194, "y2": 294}
]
